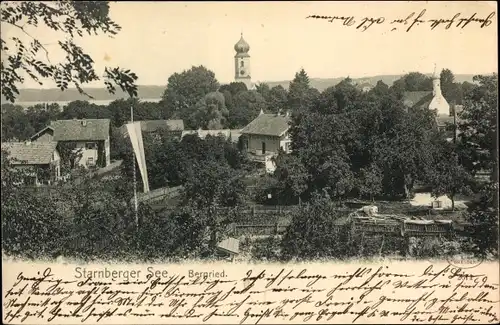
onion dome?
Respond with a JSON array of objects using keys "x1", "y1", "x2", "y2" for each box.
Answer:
[{"x1": 234, "y1": 33, "x2": 250, "y2": 54}]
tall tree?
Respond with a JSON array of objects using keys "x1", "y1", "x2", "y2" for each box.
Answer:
[
  {"x1": 1, "y1": 103, "x2": 35, "y2": 140},
  {"x1": 182, "y1": 160, "x2": 246, "y2": 209},
  {"x1": 273, "y1": 153, "x2": 308, "y2": 204},
  {"x1": 25, "y1": 103, "x2": 60, "y2": 132},
  {"x1": 161, "y1": 65, "x2": 219, "y2": 119},
  {"x1": 1, "y1": 1, "x2": 138, "y2": 102},
  {"x1": 59, "y1": 100, "x2": 109, "y2": 120},
  {"x1": 184, "y1": 91, "x2": 228, "y2": 130},
  {"x1": 267, "y1": 85, "x2": 289, "y2": 114},
  {"x1": 332, "y1": 77, "x2": 363, "y2": 112},
  {"x1": 425, "y1": 141, "x2": 473, "y2": 210},
  {"x1": 228, "y1": 90, "x2": 267, "y2": 128},
  {"x1": 281, "y1": 191, "x2": 350, "y2": 260},
  {"x1": 219, "y1": 81, "x2": 247, "y2": 96},
  {"x1": 390, "y1": 72, "x2": 433, "y2": 98},
  {"x1": 357, "y1": 163, "x2": 383, "y2": 202},
  {"x1": 288, "y1": 68, "x2": 314, "y2": 112},
  {"x1": 457, "y1": 74, "x2": 498, "y2": 177},
  {"x1": 255, "y1": 82, "x2": 270, "y2": 99},
  {"x1": 440, "y1": 68, "x2": 463, "y2": 105}
]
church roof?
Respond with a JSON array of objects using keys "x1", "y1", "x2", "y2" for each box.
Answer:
[
  {"x1": 234, "y1": 33, "x2": 250, "y2": 54},
  {"x1": 402, "y1": 91, "x2": 433, "y2": 109}
]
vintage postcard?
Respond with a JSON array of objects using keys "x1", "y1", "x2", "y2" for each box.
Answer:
[{"x1": 1, "y1": 1, "x2": 498, "y2": 324}]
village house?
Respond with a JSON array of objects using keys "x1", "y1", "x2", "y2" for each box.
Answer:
[
  {"x1": 240, "y1": 109, "x2": 292, "y2": 173},
  {"x1": 181, "y1": 128, "x2": 242, "y2": 147},
  {"x1": 120, "y1": 119, "x2": 185, "y2": 140},
  {"x1": 31, "y1": 118, "x2": 111, "y2": 168},
  {"x1": 1, "y1": 141, "x2": 61, "y2": 186}
]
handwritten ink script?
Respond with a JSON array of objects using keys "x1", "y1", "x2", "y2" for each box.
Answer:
[
  {"x1": 306, "y1": 9, "x2": 496, "y2": 32},
  {"x1": 3, "y1": 262, "x2": 499, "y2": 324}
]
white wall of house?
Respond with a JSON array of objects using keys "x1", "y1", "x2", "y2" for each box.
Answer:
[
  {"x1": 53, "y1": 150, "x2": 61, "y2": 179},
  {"x1": 247, "y1": 134, "x2": 280, "y2": 155},
  {"x1": 247, "y1": 134, "x2": 290, "y2": 155},
  {"x1": 72, "y1": 137, "x2": 110, "y2": 168},
  {"x1": 105, "y1": 138, "x2": 111, "y2": 166},
  {"x1": 279, "y1": 131, "x2": 292, "y2": 154},
  {"x1": 75, "y1": 141, "x2": 99, "y2": 167},
  {"x1": 246, "y1": 132, "x2": 291, "y2": 156}
]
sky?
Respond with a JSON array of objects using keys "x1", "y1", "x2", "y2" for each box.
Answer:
[{"x1": 2, "y1": 1, "x2": 498, "y2": 89}]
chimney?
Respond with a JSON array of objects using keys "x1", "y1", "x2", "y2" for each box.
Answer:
[
  {"x1": 285, "y1": 110, "x2": 290, "y2": 117},
  {"x1": 259, "y1": 108, "x2": 264, "y2": 116},
  {"x1": 81, "y1": 119, "x2": 87, "y2": 127}
]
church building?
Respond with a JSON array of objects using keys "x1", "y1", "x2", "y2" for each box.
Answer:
[
  {"x1": 233, "y1": 33, "x2": 255, "y2": 90},
  {"x1": 402, "y1": 65, "x2": 462, "y2": 142}
]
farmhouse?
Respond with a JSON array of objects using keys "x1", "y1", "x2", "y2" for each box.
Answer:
[
  {"x1": 240, "y1": 109, "x2": 292, "y2": 173},
  {"x1": 1, "y1": 141, "x2": 61, "y2": 185},
  {"x1": 31, "y1": 118, "x2": 111, "y2": 168}
]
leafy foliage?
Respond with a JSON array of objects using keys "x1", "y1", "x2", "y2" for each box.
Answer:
[
  {"x1": 1, "y1": 1, "x2": 138, "y2": 102},
  {"x1": 228, "y1": 90, "x2": 267, "y2": 128},
  {"x1": 281, "y1": 191, "x2": 350, "y2": 260},
  {"x1": 161, "y1": 65, "x2": 219, "y2": 119}
]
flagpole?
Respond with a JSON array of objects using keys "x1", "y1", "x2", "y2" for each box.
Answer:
[{"x1": 131, "y1": 103, "x2": 138, "y2": 227}]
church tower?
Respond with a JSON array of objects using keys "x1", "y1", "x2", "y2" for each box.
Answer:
[
  {"x1": 428, "y1": 64, "x2": 450, "y2": 116},
  {"x1": 234, "y1": 33, "x2": 252, "y2": 89}
]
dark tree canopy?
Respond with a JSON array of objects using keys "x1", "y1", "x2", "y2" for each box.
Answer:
[{"x1": 161, "y1": 65, "x2": 219, "y2": 119}]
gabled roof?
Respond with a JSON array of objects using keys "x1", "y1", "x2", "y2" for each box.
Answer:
[
  {"x1": 140, "y1": 120, "x2": 184, "y2": 132},
  {"x1": 240, "y1": 113, "x2": 291, "y2": 136},
  {"x1": 1, "y1": 141, "x2": 58, "y2": 165},
  {"x1": 402, "y1": 91, "x2": 433, "y2": 109},
  {"x1": 180, "y1": 129, "x2": 242, "y2": 143},
  {"x1": 52, "y1": 119, "x2": 110, "y2": 141},
  {"x1": 30, "y1": 125, "x2": 54, "y2": 141}
]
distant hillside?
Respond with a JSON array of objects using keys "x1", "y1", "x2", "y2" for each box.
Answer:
[
  {"x1": 268, "y1": 74, "x2": 477, "y2": 92},
  {"x1": 2, "y1": 74, "x2": 477, "y2": 106}
]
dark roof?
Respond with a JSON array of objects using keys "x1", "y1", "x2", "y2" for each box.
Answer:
[
  {"x1": 240, "y1": 113, "x2": 291, "y2": 136},
  {"x1": 52, "y1": 119, "x2": 110, "y2": 141},
  {"x1": 1, "y1": 141, "x2": 58, "y2": 165},
  {"x1": 140, "y1": 120, "x2": 184, "y2": 132},
  {"x1": 30, "y1": 126, "x2": 54, "y2": 141},
  {"x1": 403, "y1": 91, "x2": 433, "y2": 109}
]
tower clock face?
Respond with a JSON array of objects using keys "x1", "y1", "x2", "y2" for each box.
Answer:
[{"x1": 240, "y1": 69, "x2": 245, "y2": 76}]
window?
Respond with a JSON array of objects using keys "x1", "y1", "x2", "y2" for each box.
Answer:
[
  {"x1": 432, "y1": 200, "x2": 442, "y2": 209},
  {"x1": 240, "y1": 61, "x2": 244, "y2": 67},
  {"x1": 85, "y1": 142, "x2": 97, "y2": 150},
  {"x1": 285, "y1": 142, "x2": 290, "y2": 152},
  {"x1": 87, "y1": 157, "x2": 95, "y2": 166},
  {"x1": 261, "y1": 142, "x2": 266, "y2": 154}
]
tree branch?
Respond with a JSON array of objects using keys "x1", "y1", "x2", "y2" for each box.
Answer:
[{"x1": 3, "y1": 21, "x2": 51, "y2": 64}]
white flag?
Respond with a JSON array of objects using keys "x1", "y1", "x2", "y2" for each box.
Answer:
[{"x1": 126, "y1": 122, "x2": 150, "y2": 193}]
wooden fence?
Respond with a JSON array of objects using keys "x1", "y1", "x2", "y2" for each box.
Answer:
[{"x1": 228, "y1": 218, "x2": 456, "y2": 238}]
